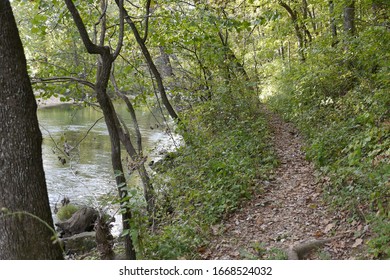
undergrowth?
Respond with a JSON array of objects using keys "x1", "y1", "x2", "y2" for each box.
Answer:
[
  {"x1": 266, "y1": 29, "x2": 390, "y2": 259},
  {"x1": 140, "y1": 80, "x2": 276, "y2": 259}
]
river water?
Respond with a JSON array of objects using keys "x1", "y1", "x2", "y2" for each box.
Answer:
[{"x1": 37, "y1": 103, "x2": 178, "y2": 223}]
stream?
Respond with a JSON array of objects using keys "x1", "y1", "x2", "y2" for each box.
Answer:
[{"x1": 37, "y1": 103, "x2": 178, "y2": 233}]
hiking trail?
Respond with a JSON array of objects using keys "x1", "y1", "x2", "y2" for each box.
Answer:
[{"x1": 201, "y1": 108, "x2": 370, "y2": 260}]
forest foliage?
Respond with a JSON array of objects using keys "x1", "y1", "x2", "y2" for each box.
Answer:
[{"x1": 11, "y1": 0, "x2": 390, "y2": 259}]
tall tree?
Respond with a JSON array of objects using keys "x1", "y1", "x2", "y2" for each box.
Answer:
[
  {"x1": 0, "y1": 0, "x2": 63, "y2": 259},
  {"x1": 63, "y1": 0, "x2": 138, "y2": 259}
]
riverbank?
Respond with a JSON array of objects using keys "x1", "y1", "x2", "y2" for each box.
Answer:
[
  {"x1": 36, "y1": 95, "x2": 76, "y2": 108},
  {"x1": 37, "y1": 101, "x2": 182, "y2": 251}
]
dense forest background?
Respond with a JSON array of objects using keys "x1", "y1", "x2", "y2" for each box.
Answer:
[{"x1": 2, "y1": 0, "x2": 389, "y2": 259}]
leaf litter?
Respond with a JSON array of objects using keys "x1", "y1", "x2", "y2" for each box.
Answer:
[{"x1": 201, "y1": 108, "x2": 371, "y2": 260}]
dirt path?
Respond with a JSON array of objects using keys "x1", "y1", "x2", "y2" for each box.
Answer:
[{"x1": 201, "y1": 108, "x2": 369, "y2": 260}]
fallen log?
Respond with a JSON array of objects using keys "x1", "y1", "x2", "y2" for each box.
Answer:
[{"x1": 56, "y1": 207, "x2": 98, "y2": 237}]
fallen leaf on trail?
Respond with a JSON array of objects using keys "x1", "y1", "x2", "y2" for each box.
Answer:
[
  {"x1": 255, "y1": 216, "x2": 263, "y2": 225},
  {"x1": 211, "y1": 225, "x2": 220, "y2": 235},
  {"x1": 197, "y1": 246, "x2": 207, "y2": 253},
  {"x1": 308, "y1": 203, "x2": 317, "y2": 209},
  {"x1": 231, "y1": 251, "x2": 240, "y2": 257},
  {"x1": 334, "y1": 241, "x2": 346, "y2": 249},
  {"x1": 324, "y1": 223, "x2": 335, "y2": 233},
  {"x1": 352, "y1": 238, "x2": 363, "y2": 248}
]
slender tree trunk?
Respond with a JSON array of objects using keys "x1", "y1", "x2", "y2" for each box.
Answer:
[
  {"x1": 216, "y1": 24, "x2": 250, "y2": 81},
  {"x1": 116, "y1": 0, "x2": 180, "y2": 123},
  {"x1": 111, "y1": 74, "x2": 155, "y2": 217},
  {"x1": 329, "y1": 1, "x2": 338, "y2": 46},
  {"x1": 301, "y1": 0, "x2": 312, "y2": 43},
  {"x1": 308, "y1": 6, "x2": 318, "y2": 34},
  {"x1": 278, "y1": 0, "x2": 306, "y2": 62},
  {"x1": 280, "y1": 42, "x2": 285, "y2": 60},
  {"x1": 0, "y1": 0, "x2": 63, "y2": 259},
  {"x1": 63, "y1": 0, "x2": 137, "y2": 259},
  {"x1": 96, "y1": 52, "x2": 137, "y2": 260}
]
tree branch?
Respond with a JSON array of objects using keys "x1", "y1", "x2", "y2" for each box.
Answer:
[
  {"x1": 63, "y1": 0, "x2": 105, "y2": 55},
  {"x1": 31, "y1": 76, "x2": 95, "y2": 89},
  {"x1": 112, "y1": 0, "x2": 124, "y2": 59},
  {"x1": 110, "y1": 71, "x2": 143, "y2": 154},
  {"x1": 142, "y1": 0, "x2": 152, "y2": 42},
  {"x1": 115, "y1": 0, "x2": 180, "y2": 122},
  {"x1": 278, "y1": 0, "x2": 297, "y2": 21}
]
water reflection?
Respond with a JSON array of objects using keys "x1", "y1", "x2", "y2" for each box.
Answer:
[{"x1": 37, "y1": 103, "x2": 177, "y2": 211}]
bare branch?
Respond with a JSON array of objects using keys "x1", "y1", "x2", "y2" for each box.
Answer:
[
  {"x1": 142, "y1": 0, "x2": 152, "y2": 42},
  {"x1": 112, "y1": 0, "x2": 124, "y2": 59},
  {"x1": 73, "y1": 116, "x2": 104, "y2": 150},
  {"x1": 31, "y1": 76, "x2": 95, "y2": 89}
]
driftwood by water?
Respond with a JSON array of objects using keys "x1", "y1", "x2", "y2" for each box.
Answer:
[{"x1": 56, "y1": 207, "x2": 98, "y2": 237}]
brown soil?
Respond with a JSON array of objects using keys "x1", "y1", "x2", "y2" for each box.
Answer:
[{"x1": 201, "y1": 108, "x2": 371, "y2": 260}]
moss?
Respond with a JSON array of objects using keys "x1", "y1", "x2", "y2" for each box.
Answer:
[{"x1": 57, "y1": 204, "x2": 79, "y2": 221}]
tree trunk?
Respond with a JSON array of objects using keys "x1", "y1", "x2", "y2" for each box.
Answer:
[
  {"x1": 158, "y1": 46, "x2": 174, "y2": 78},
  {"x1": 0, "y1": 0, "x2": 63, "y2": 259},
  {"x1": 63, "y1": 0, "x2": 137, "y2": 260},
  {"x1": 301, "y1": 0, "x2": 313, "y2": 43},
  {"x1": 115, "y1": 0, "x2": 180, "y2": 123},
  {"x1": 278, "y1": 0, "x2": 306, "y2": 61},
  {"x1": 94, "y1": 40, "x2": 138, "y2": 262},
  {"x1": 344, "y1": 0, "x2": 356, "y2": 35},
  {"x1": 111, "y1": 73, "x2": 155, "y2": 217},
  {"x1": 329, "y1": 1, "x2": 338, "y2": 46}
]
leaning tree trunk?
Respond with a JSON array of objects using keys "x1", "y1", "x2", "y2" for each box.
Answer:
[
  {"x1": 64, "y1": 0, "x2": 137, "y2": 260},
  {"x1": 0, "y1": 0, "x2": 63, "y2": 259},
  {"x1": 96, "y1": 52, "x2": 137, "y2": 260},
  {"x1": 115, "y1": 0, "x2": 180, "y2": 123}
]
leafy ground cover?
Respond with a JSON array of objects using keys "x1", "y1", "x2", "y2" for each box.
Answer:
[
  {"x1": 265, "y1": 30, "x2": 390, "y2": 259},
  {"x1": 140, "y1": 82, "x2": 277, "y2": 259},
  {"x1": 201, "y1": 107, "x2": 371, "y2": 260}
]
